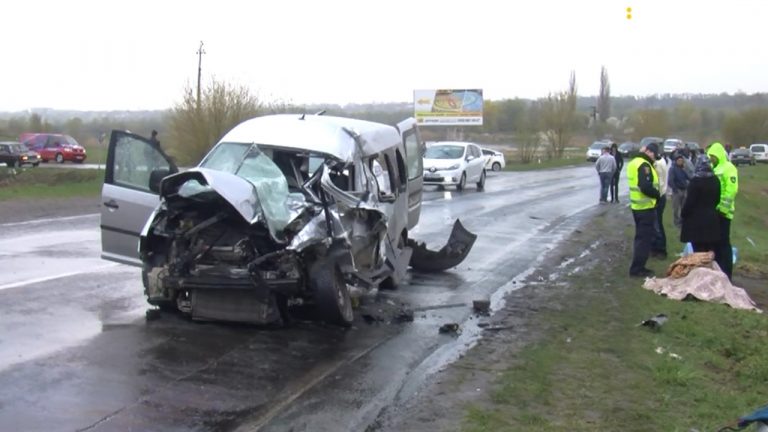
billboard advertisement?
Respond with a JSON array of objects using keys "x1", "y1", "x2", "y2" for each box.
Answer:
[{"x1": 413, "y1": 89, "x2": 483, "y2": 126}]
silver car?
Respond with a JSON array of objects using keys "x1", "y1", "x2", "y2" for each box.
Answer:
[{"x1": 100, "y1": 114, "x2": 476, "y2": 327}]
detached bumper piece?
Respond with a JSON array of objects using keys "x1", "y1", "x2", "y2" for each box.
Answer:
[
  {"x1": 190, "y1": 289, "x2": 282, "y2": 325},
  {"x1": 408, "y1": 219, "x2": 477, "y2": 272}
]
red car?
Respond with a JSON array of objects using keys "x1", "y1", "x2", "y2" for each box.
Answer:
[{"x1": 20, "y1": 133, "x2": 87, "y2": 163}]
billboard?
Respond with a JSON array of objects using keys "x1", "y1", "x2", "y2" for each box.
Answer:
[{"x1": 413, "y1": 89, "x2": 483, "y2": 126}]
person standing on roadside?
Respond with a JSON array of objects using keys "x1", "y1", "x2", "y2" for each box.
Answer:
[
  {"x1": 651, "y1": 148, "x2": 669, "y2": 258},
  {"x1": 707, "y1": 142, "x2": 739, "y2": 280},
  {"x1": 595, "y1": 146, "x2": 616, "y2": 204},
  {"x1": 628, "y1": 143, "x2": 661, "y2": 277},
  {"x1": 680, "y1": 158, "x2": 720, "y2": 253},
  {"x1": 668, "y1": 153, "x2": 690, "y2": 229},
  {"x1": 609, "y1": 142, "x2": 624, "y2": 203}
]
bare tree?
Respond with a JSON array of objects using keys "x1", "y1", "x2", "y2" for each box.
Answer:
[
  {"x1": 598, "y1": 66, "x2": 611, "y2": 123},
  {"x1": 542, "y1": 71, "x2": 578, "y2": 159},
  {"x1": 516, "y1": 101, "x2": 542, "y2": 164},
  {"x1": 168, "y1": 78, "x2": 289, "y2": 165}
]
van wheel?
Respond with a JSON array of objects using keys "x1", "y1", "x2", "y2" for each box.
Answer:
[
  {"x1": 310, "y1": 258, "x2": 353, "y2": 327},
  {"x1": 55, "y1": 153, "x2": 64, "y2": 163},
  {"x1": 492, "y1": 162, "x2": 501, "y2": 172},
  {"x1": 477, "y1": 170, "x2": 486, "y2": 190},
  {"x1": 457, "y1": 172, "x2": 466, "y2": 191}
]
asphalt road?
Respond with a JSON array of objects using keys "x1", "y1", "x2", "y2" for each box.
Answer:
[{"x1": 0, "y1": 166, "x2": 609, "y2": 432}]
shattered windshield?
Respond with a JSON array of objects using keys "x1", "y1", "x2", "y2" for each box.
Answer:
[
  {"x1": 199, "y1": 142, "x2": 298, "y2": 238},
  {"x1": 424, "y1": 145, "x2": 465, "y2": 159}
]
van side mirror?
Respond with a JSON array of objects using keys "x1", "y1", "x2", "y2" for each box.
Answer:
[{"x1": 149, "y1": 168, "x2": 172, "y2": 193}]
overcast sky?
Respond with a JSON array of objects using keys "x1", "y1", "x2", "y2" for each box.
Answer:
[{"x1": 2, "y1": 0, "x2": 765, "y2": 111}]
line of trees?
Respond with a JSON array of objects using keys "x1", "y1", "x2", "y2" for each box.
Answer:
[{"x1": 2, "y1": 70, "x2": 768, "y2": 165}]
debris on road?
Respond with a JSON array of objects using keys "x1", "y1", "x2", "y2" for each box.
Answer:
[
  {"x1": 394, "y1": 308, "x2": 415, "y2": 323},
  {"x1": 439, "y1": 323, "x2": 461, "y2": 335},
  {"x1": 472, "y1": 299, "x2": 490, "y2": 315},
  {"x1": 145, "y1": 308, "x2": 162, "y2": 321},
  {"x1": 413, "y1": 303, "x2": 466, "y2": 312}
]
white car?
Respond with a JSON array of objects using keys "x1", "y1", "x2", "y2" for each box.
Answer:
[
  {"x1": 749, "y1": 143, "x2": 768, "y2": 163},
  {"x1": 423, "y1": 141, "x2": 486, "y2": 191},
  {"x1": 481, "y1": 148, "x2": 506, "y2": 171},
  {"x1": 586, "y1": 141, "x2": 610, "y2": 162}
]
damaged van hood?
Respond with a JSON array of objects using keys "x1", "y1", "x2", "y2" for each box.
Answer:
[{"x1": 159, "y1": 168, "x2": 308, "y2": 242}]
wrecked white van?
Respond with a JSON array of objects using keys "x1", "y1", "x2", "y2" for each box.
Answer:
[{"x1": 100, "y1": 114, "x2": 475, "y2": 326}]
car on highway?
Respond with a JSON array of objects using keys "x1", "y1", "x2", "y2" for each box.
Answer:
[
  {"x1": 618, "y1": 141, "x2": 641, "y2": 159},
  {"x1": 100, "y1": 114, "x2": 476, "y2": 327},
  {"x1": 749, "y1": 143, "x2": 768, "y2": 163},
  {"x1": 730, "y1": 147, "x2": 756, "y2": 166},
  {"x1": 586, "y1": 140, "x2": 611, "y2": 162},
  {"x1": 481, "y1": 147, "x2": 506, "y2": 171},
  {"x1": 0, "y1": 141, "x2": 41, "y2": 167},
  {"x1": 685, "y1": 141, "x2": 701, "y2": 153},
  {"x1": 639, "y1": 136, "x2": 664, "y2": 152},
  {"x1": 21, "y1": 133, "x2": 87, "y2": 163},
  {"x1": 422, "y1": 142, "x2": 486, "y2": 190}
]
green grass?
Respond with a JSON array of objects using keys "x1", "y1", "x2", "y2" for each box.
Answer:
[
  {"x1": 83, "y1": 144, "x2": 108, "y2": 165},
  {"x1": 731, "y1": 164, "x2": 768, "y2": 274},
  {"x1": 0, "y1": 167, "x2": 103, "y2": 200},
  {"x1": 462, "y1": 167, "x2": 768, "y2": 432}
]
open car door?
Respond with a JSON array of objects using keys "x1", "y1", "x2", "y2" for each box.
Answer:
[
  {"x1": 100, "y1": 131, "x2": 178, "y2": 266},
  {"x1": 397, "y1": 118, "x2": 425, "y2": 229}
]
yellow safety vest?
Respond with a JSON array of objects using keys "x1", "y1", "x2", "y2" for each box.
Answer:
[{"x1": 627, "y1": 157, "x2": 659, "y2": 210}]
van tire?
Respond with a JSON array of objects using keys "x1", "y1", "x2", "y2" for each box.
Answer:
[
  {"x1": 477, "y1": 170, "x2": 486, "y2": 190},
  {"x1": 310, "y1": 258, "x2": 353, "y2": 327}
]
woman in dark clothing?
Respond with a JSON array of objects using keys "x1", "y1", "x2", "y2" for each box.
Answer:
[
  {"x1": 609, "y1": 143, "x2": 624, "y2": 203},
  {"x1": 680, "y1": 158, "x2": 721, "y2": 252}
]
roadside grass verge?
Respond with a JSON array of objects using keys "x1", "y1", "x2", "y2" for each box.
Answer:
[
  {"x1": 0, "y1": 167, "x2": 103, "y2": 200},
  {"x1": 463, "y1": 166, "x2": 768, "y2": 431},
  {"x1": 731, "y1": 164, "x2": 768, "y2": 275}
]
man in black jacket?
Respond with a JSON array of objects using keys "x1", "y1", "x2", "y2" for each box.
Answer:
[{"x1": 610, "y1": 143, "x2": 624, "y2": 203}]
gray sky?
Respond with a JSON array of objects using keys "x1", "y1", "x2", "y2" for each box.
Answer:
[{"x1": 2, "y1": 0, "x2": 765, "y2": 111}]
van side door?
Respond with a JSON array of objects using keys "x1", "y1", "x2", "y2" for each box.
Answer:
[
  {"x1": 397, "y1": 118, "x2": 425, "y2": 229},
  {"x1": 100, "y1": 130, "x2": 177, "y2": 266}
]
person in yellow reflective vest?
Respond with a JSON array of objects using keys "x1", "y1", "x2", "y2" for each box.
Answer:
[
  {"x1": 627, "y1": 142, "x2": 662, "y2": 277},
  {"x1": 706, "y1": 142, "x2": 738, "y2": 280}
]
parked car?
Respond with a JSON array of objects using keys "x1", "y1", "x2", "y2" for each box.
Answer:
[
  {"x1": 0, "y1": 141, "x2": 41, "y2": 167},
  {"x1": 685, "y1": 141, "x2": 701, "y2": 153},
  {"x1": 618, "y1": 141, "x2": 641, "y2": 159},
  {"x1": 21, "y1": 133, "x2": 87, "y2": 163},
  {"x1": 639, "y1": 136, "x2": 664, "y2": 150},
  {"x1": 749, "y1": 143, "x2": 768, "y2": 163},
  {"x1": 100, "y1": 114, "x2": 476, "y2": 327},
  {"x1": 481, "y1": 147, "x2": 506, "y2": 171},
  {"x1": 422, "y1": 142, "x2": 486, "y2": 190},
  {"x1": 663, "y1": 138, "x2": 685, "y2": 156},
  {"x1": 730, "y1": 148, "x2": 756, "y2": 166},
  {"x1": 586, "y1": 140, "x2": 611, "y2": 162}
]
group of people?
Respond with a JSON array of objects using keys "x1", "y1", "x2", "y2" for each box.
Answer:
[{"x1": 626, "y1": 142, "x2": 739, "y2": 280}]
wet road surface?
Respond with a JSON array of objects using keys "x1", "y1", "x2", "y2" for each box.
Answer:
[{"x1": 0, "y1": 166, "x2": 615, "y2": 431}]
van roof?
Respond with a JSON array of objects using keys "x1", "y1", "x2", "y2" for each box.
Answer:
[{"x1": 219, "y1": 114, "x2": 403, "y2": 162}]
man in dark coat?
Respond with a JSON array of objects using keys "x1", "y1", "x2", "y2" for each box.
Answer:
[
  {"x1": 609, "y1": 142, "x2": 624, "y2": 203},
  {"x1": 680, "y1": 158, "x2": 721, "y2": 252}
]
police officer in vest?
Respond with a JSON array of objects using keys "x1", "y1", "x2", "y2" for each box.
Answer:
[
  {"x1": 628, "y1": 142, "x2": 662, "y2": 277},
  {"x1": 706, "y1": 142, "x2": 738, "y2": 280}
]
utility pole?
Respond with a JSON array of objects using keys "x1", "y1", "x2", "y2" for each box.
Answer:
[{"x1": 196, "y1": 41, "x2": 205, "y2": 109}]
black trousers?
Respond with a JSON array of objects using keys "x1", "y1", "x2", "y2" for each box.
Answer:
[
  {"x1": 714, "y1": 214, "x2": 733, "y2": 280},
  {"x1": 630, "y1": 209, "x2": 657, "y2": 275},
  {"x1": 652, "y1": 195, "x2": 667, "y2": 254},
  {"x1": 610, "y1": 171, "x2": 620, "y2": 202}
]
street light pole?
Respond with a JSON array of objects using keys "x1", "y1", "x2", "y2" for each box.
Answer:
[{"x1": 196, "y1": 41, "x2": 205, "y2": 109}]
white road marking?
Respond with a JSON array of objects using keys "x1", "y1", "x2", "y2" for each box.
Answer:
[
  {"x1": 0, "y1": 213, "x2": 99, "y2": 227},
  {"x1": 0, "y1": 263, "x2": 121, "y2": 291}
]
